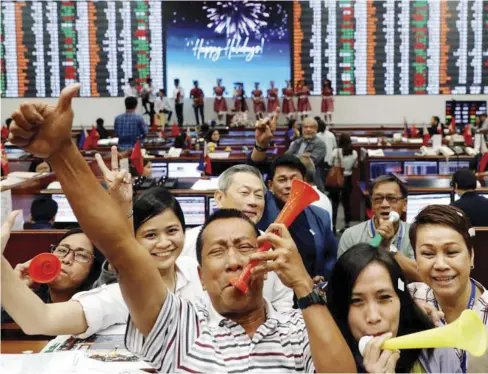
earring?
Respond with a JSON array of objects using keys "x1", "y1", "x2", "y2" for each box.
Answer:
[{"x1": 471, "y1": 265, "x2": 475, "y2": 270}]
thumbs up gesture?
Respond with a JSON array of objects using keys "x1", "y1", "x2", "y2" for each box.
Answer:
[{"x1": 9, "y1": 84, "x2": 80, "y2": 158}]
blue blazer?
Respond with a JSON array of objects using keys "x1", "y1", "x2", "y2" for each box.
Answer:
[{"x1": 258, "y1": 191, "x2": 338, "y2": 278}]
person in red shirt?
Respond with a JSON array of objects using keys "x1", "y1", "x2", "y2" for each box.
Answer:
[
  {"x1": 190, "y1": 81, "x2": 205, "y2": 125},
  {"x1": 266, "y1": 81, "x2": 279, "y2": 115},
  {"x1": 321, "y1": 79, "x2": 334, "y2": 126},
  {"x1": 233, "y1": 82, "x2": 248, "y2": 113},
  {"x1": 282, "y1": 80, "x2": 296, "y2": 121},
  {"x1": 213, "y1": 78, "x2": 227, "y2": 123},
  {"x1": 296, "y1": 80, "x2": 312, "y2": 121},
  {"x1": 251, "y1": 82, "x2": 265, "y2": 120}
]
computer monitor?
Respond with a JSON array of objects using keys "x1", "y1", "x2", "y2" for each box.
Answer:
[
  {"x1": 175, "y1": 196, "x2": 206, "y2": 226},
  {"x1": 406, "y1": 194, "x2": 452, "y2": 223},
  {"x1": 438, "y1": 161, "x2": 471, "y2": 175},
  {"x1": 403, "y1": 161, "x2": 438, "y2": 176},
  {"x1": 445, "y1": 100, "x2": 487, "y2": 126},
  {"x1": 208, "y1": 197, "x2": 219, "y2": 215},
  {"x1": 4, "y1": 148, "x2": 26, "y2": 159},
  {"x1": 151, "y1": 161, "x2": 168, "y2": 179},
  {"x1": 369, "y1": 161, "x2": 402, "y2": 180},
  {"x1": 168, "y1": 162, "x2": 201, "y2": 178},
  {"x1": 52, "y1": 194, "x2": 78, "y2": 223}
]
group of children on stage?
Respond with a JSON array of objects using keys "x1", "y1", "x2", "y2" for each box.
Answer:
[{"x1": 217, "y1": 79, "x2": 335, "y2": 125}]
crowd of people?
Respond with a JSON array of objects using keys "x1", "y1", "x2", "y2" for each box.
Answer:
[
  {"x1": 122, "y1": 77, "x2": 336, "y2": 128},
  {"x1": 2, "y1": 84, "x2": 488, "y2": 373}
]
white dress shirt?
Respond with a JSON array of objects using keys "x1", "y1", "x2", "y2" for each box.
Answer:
[
  {"x1": 172, "y1": 87, "x2": 185, "y2": 103},
  {"x1": 123, "y1": 84, "x2": 139, "y2": 98},
  {"x1": 71, "y1": 256, "x2": 204, "y2": 339},
  {"x1": 140, "y1": 84, "x2": 155, "y2": 102},
  {"x1": 154, "y1": 96, "x2": 172, "y2": 112}
]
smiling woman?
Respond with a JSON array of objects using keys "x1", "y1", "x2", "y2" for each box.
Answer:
[
  {"x1": 327, "y1": 243, "x2": 461, "y2": 373},
  {"x1": 408, "y1": 205, "x2": 488, "y2": 372},
  {"x1": 0, "y1": 187, "x2": 204, "y2": 339}
]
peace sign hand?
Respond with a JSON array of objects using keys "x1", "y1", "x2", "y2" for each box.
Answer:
[{"x1": 95, "y1": 146, "x2": 132, "y2": 206}]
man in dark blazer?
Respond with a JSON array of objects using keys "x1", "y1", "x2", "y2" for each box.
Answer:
[{"x1": 451, "y1": 168, "x2": 488, "y2": 227}]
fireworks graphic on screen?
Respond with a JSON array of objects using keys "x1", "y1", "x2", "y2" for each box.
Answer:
[{"x1": 203, "y1": 1, "x2": 269, "y2": 37}]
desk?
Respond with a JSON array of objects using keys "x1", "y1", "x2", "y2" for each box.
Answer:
[{"x1": 1, "y1": 340, "x2": 49, "y2": 354}]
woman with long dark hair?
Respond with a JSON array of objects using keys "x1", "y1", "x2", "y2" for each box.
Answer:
[
  {"x1": 328, "y1": 133, "x2": 357, "y2": 233},
  {"x1": 327, "y1": 243, "x2": 461, "y2": 373}
]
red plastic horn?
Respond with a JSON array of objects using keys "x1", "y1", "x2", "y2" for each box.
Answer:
[
  {"x1": 230, "y1": 179, "x2": 319, "y2": 293},
  {"x1": 28, "y1": 253, "x2": 61, "y2": 284}
]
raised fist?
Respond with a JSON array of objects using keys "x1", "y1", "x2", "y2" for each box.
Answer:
[{"x1": 9, "y1": 84, "x2": 80, "y2": 158}]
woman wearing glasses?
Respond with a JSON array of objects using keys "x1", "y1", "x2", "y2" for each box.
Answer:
[
  {"x1": 1, "y1": 227, "x2": 104, "y2": 322},
  {"x1": 1, "y1": 184, "x2": 204, "y2": 338}
]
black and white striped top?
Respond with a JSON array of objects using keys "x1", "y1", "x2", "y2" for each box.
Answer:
[{"x1": 125, "y1": 292, "x2": 315, "y2": 373}]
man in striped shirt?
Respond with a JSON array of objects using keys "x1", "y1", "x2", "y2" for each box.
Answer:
[
  {"x1": 125, "y1": 209, "x2": 355, "y2": 372},
  {"x1": 8, "y1": 84, "x2": 356, "y2": 373}
]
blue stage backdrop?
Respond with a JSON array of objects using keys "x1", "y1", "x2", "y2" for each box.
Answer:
[{"x1": 164, "y1": 1, "x2": 292, "y2": 98}]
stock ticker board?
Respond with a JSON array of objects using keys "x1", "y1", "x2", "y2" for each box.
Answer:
[{"x1": 1, "y1": 0, "x2": 487, "y2": 97}]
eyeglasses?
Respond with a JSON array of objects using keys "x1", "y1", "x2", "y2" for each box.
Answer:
[
  {"x1": 371, "y1": 195, "x2": 403, "y2": 205},
  {"x1": 50, "y1": 245, "x2": 94, "y2": 264}
]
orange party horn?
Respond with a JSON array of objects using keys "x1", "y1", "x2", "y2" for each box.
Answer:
[
  {"x1": 28, "y1": 253, "x2": 61, "y2": 284},
  {"x1": 230, "y1": 179, "x2": 319, "y2": 293}
]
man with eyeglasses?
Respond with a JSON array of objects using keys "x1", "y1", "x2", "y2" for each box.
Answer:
[{"x1": 338, "y1": 175, "x2": 420, "y2": 281}]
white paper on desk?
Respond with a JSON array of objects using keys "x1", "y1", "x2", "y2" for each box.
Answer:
[
  {"x1": 8, "y1": 172, "x2": 39, "y2": 179},
  {"x1": 47, "y1": 181, "x2": 62, "y2": 190},
  {"x1": 0, "y1": 352, "x2": 83, "y2": 374},
  {"x1": 474, "y1": 134, "x2": 482, "y2": 152},
  {"x1": 191, "y1": 178, "x2": 219, "y2": 191},
  {"x1": 0, "y1": 176, "x2": 24, "y2": 187},
  {"x1": 209, "y1": 152, "x2": 230, "y2": 159},
  {"x1": 408, "y1": 138, "x2": 423, "y2": 144},
  {"x1": 97, "y1": 324, "x2": 127, "y2": 335},
  {"x1": 432, "y1": 134, "x2": 442, "y2": 150},
  {"x1": 0, "y1": 352, "x2": 148, "y2": 373},
  {"x1": 1, "y1": 188, "x2": 12, "y2": 219}
]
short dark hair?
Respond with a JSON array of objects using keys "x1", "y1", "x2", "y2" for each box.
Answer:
[
  {"x1": 327, "y1": 243, "x2": 434, "y2": 373},
  {"x1": 133, "y1": 187, "x2": 185, "y2": 232},
  {"x1": 5, "y1": 118, "x2": 12, "y2": 128},
  {"x1": 96, "y1": 118, "x2": 104, "y2": 127},
  {"x1": 125, "y1": 96, "x2": 138, "y2": 110},
  {"x1": 174, "y1": 78, "x2": 180, "y2": 85},
  {"x1": 31, "y1": 195, "x2": 58, "y2": 222},
  {"x1": 480, "y1": 113, "x2": 487, "y2": 118},
  {"x1": 128, "y1": 78, "x2": 134, "y2": 83},
  {"x1": 452, "y1": 168, "x2": 477, "y2": 190},
  {"x1": 146, "y1": 77, "x2": 152, "y2": 84},
  {"x1": 28, "y1": 158, "x2": 51, "y2": 173},
  {"x1": 196, "y1": 209, "x2": 259, "y2": 265},
  {"x1": 314, "y1": 117, "x2": 326, "y2": 133},
  {"x1": 159, "y1": 89, "x2": 165, "y2": 95},
  {"x1": 409, "y1": 204, "x2": 474, "y2": 256},
  {"x1": 268, "y1": 154, "x2": 306, "y2": 182},
  {"x1": 56, "y1": 227, "x2": 105, "y2": 291},
  {"x1": 432, "y1": 116, "x2": 440, "y2": 125},
  {"x1": 369, "y1": 174, "x2": 408, "y2": 198}
]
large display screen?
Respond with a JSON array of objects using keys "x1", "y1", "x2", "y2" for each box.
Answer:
[{"x1": 165, "y1": 1, "x2": 291, "y2": 96}]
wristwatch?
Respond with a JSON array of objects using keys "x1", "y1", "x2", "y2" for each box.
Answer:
[
  {"x1": 254, "y1": 143, "x2": 268, "y2": 152},
  {"x1": 389, "y1": 244, "x2": 398, "y2": 254},
  {"x1": 297, "y1": 287, "x2": 327, "y2": 310}
]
